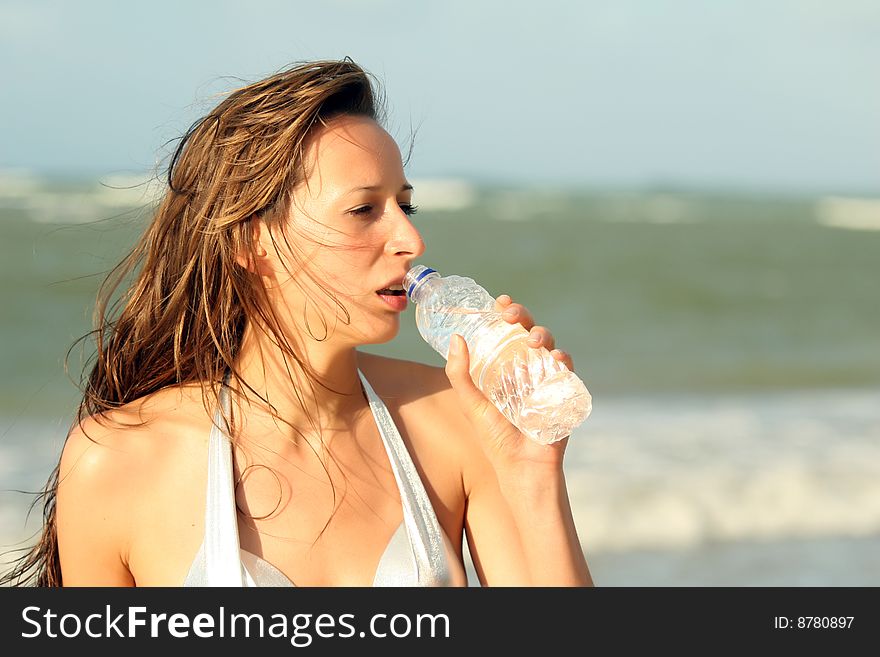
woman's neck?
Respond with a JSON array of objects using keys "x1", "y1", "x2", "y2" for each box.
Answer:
[{"x1": 232, "y1": 324, "x2": 368, "y2": 440}]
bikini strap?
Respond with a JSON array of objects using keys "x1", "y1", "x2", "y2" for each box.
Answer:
[
  {"x1": 202, "y1": 382, "x2": 245, "y2": 585},
  {"x1": 358, "y1": 370, "x2": 450, "y2": 586}
]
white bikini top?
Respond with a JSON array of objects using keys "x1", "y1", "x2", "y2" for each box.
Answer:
[{"x1": 183, "y1": 369, "x2": 466, "y2": 587}]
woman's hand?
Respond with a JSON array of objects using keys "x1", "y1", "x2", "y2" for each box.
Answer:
[
  {"x1": 446, "y1": 295, "x2": 595, "y2": 587},
  {"x1": 444, "y1": 294, "x2": 577, "y2": 474}
]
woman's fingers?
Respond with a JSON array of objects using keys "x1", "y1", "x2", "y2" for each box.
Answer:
[
  {"x1": 495, "y1": 295, "x2": 564, "y2": 354},
  {"x1": 525, "y1": 326, "x2": 555, "y2": 351},
  {"x1": 551, "y1": 348, "x2": 575, "y2": 372},
  {"x1": 444, "y1": 334, "x2": 521, "y2": 444},
  {"x1": 444, "y1": 334, "x2": 495, "y2": 421},
  {"x1": 495, "y1": 294, "x2": 535, "y2": 331},
  {"x1": 445, "y1": 332, "x2": 577, "y2": 465},
  {"x1": 495, "y1": 294, "x2": 513, "y2": 310}
]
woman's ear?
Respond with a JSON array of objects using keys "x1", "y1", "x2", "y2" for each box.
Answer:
[{"x1": 235, "y1": 215, "x2": 272, "y2": 275}]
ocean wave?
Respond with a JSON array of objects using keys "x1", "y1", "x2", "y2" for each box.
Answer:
[
  {"x1": 0, "y1": 173, "x2": 163, "y2": 223},
  {"x1": 409, "y1": 178, "x2": 476, "y2": 211},
  {"x1": 564, "y1": 387, "x2": 880, "y2": 552},
  {"x1": 816, "y1": 196, "x2": 880, "y2": 231},
  {"x1": 2, "y1": 390, "x2": 879, "y2": 554}
]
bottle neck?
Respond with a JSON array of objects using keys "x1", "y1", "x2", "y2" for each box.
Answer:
[{"x1": 408, "y1": 271, "x2": 440, "y2": 303}]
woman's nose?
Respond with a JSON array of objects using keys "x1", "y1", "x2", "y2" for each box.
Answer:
[{"x1": 386, "y1": 209, "x2": 425, "y2": 257}]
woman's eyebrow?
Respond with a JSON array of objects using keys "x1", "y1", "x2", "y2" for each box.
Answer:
[{"x1": 346, "y1": 183, "x2": 414, "y2": 194}]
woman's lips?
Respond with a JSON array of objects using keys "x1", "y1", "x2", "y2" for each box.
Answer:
[{"x1": 376, "y1": 291, "x2": 407, "y2": 311}]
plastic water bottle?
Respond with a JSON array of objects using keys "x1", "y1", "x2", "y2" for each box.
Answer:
[{"x1": 403, "y1": 265, "x2": 592, "y2": 444}]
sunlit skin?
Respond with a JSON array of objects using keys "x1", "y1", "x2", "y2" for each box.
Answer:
[
  {"x1": 55, "y1": 114, "x2": 592, "y2": 587},
  {"x1": 238, "y1": 115, "x2": 576, "y2": 458},
  {"x1": 233, "y1": 115, "x2": 427, "y2": 429}
]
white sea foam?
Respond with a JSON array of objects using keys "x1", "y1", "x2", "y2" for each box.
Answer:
[
  {"x1": 640, "y1": 194, "x2": 698, "y2": 224},
  {"x1": 590, "y1": 193, "x2": 701, "y2": 225},
  {"x1": 564, "y1": 387, "x2": 880, "y2": 553},
  {"x1": 409, "y1": 178, "x2": 476, "y2": 211},
  {"x1": 0, "y1": 169, "x2": 43, "y2": 198},
  {"x1": 487, "y1": 192, "x2": 533, "y2": 222},
  {"x1": 2, "y1": 389, "x2": 879, "y2": 555},
  {"x1": 485, "y1": 189, "x2": 598, "y2": 222},
  {"x1": 816, "y1": 196, "x2": 880, "y2": 231},
  {"x1": 0, "y1": 172, "x2": 163, "y2": 223},
  {"x1": 1, "y1": 419, "x2": 66, "y2": 549},
  {"x1": 97, "y1": 173, "x2": 166, "y2": 207}
]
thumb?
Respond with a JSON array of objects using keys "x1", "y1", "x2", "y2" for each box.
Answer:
[{"x1": 444, "y1": 334, "x2": 494, "y2": 421}]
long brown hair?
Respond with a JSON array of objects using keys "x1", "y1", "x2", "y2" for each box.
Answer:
[{"x1": 1, "y1": 58, "x2": 385, "y2": 586}]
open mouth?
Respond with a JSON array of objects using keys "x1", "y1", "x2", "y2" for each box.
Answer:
[{"x1": 376, "y1": 287, "x2": 406, "y2": 296}]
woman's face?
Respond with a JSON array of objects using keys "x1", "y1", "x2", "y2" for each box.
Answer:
[{"x1": 264, "y1": 114, "x2": 425, "y2": 348}]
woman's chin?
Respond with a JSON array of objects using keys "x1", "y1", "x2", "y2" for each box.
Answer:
[
  {"x1": 359, "y1": 316, "x2": 401, "y2": 345},
  {"x1": 351, "y1": 315, "x2": 400, "y2": 346}
]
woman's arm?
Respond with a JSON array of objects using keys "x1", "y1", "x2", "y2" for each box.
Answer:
[
  {"x1": 446, "y1": 297, "x2": 593, "y2": 587},
  {"x1": 56, "y1": 421, "x2": 136, "y2": 586}
]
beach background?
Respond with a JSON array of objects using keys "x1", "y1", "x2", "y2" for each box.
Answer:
[
  {"x1": 1, "y1": 176, "x2": 878, "y2": 586},
  {"x1": 2, "y1": 0, "x2": 879, "y2": 586}
]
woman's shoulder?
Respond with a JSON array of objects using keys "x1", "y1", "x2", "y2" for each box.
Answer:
[
  {"x1": 56, "y1": 386, "x2": 214, "y2": 583},
  {"x1": 356, "y1": 350, "x2": 461, "y2": 409},
  {"x1": 356, "y1": 350, "x2": 450, "y2": 395},
  {"x1": 58, "y1": 386, "x2": 212, "y2": 514},
  {"x1": 355, "y1": 351, "x2": 477, "y2": 451}
]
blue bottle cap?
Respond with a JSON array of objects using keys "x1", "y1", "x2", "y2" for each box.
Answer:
[{"x1": 405, "y1": 266, "x2": 437, "y2": 299}]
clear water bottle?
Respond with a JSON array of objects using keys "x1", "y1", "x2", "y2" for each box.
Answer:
[{"x1": 403, "y1": 265, "x2": 592, "y2": 444}]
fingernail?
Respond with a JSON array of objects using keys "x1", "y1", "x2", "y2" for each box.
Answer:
[
  {"x1": 503, "y1": 307, "x2": 519, "y2": 318},
  {"x1": 449, "y1": 335, "x2": 461, "y2": 355},
  {"x1": 528, "y1": 333, "x2": 540, "y2": 344},
  {"x1": 498, "y1": 294, "x2": 511, "y2": 305}
]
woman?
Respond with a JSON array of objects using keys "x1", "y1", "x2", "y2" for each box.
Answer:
[{"x1": 5, "y1": 59, "x2": 592, "y2": 587}]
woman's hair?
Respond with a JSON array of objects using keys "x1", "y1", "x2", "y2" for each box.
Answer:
[{"x1": 1, "y1": 58, "x2": 385, "y2": 586}]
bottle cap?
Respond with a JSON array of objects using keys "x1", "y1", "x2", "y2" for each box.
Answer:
[{"x1": 404, "y1": 265, "x2": 438, "y2": 299}]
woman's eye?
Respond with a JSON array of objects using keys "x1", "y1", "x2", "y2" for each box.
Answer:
[{"x1": 350, "y1": 203, "x2": 419, "y2": 217}]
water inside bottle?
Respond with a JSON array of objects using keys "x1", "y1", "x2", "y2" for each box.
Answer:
[
  {"x1": 479, "y1": 338, "x2": 592, "y2": 444},
  {"x1": 409, "y1": 272, "x2": 591, "y2": 443}
]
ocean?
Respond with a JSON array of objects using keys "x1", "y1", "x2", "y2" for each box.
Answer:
[{"x1": 1, "y1": 173, "x2": 879, "y2": 585}]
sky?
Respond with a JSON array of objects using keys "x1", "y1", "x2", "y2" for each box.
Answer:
[{"x1": 1, "y1": 0, "x2": 879, "y2": 193}]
